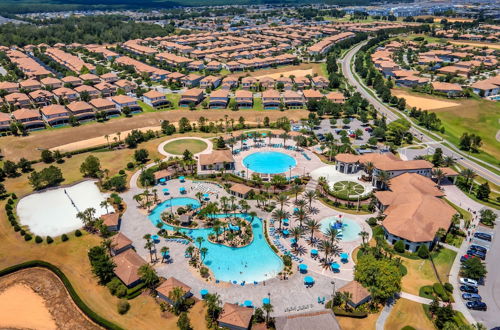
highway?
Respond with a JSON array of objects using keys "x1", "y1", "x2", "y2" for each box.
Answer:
[{"x1": 341, "y1": 42, "x2": 500, "y2": 186}]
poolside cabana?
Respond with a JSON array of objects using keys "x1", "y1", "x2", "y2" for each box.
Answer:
[{"x1": 154, "y1": 169, "x2": 174, "y2": 184}]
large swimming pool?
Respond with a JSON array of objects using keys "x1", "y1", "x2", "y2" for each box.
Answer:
[
  {"x1": 162, "y1": 197, "x2": 201, "y2": 209},
  {"x1": 243, "y1": 151, "x2": 297, "y2": 174},
  {"x1": 320, "y1": 216, "x2": 362, "y2": 242},
  {"x1": 149, "y1": 200, "x2": 283, "y2": 283}
]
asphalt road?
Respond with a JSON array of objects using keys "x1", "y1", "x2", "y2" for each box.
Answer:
[{"x1": 340, "y1": 42, "x2": 500, "y2": 186}]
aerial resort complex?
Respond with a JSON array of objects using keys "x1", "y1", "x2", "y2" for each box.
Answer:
[{"x1": 0, "y1": 2, "x2": 498, "y2": 330}]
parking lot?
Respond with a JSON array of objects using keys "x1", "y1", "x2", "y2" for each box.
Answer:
[{"x1": 313, "y1": 118, "x2": 372, "y2": 146}]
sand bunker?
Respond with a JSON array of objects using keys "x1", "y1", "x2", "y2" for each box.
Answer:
[
  {"x1": 392, "y1": 91, "x2": 460, "y2": 110},
  {"x1": 255, "y1": 69, "x2": 313, "y2": 80},
  {"x1": 0, "y1": 284, "x2": 57, "y2": 330}
]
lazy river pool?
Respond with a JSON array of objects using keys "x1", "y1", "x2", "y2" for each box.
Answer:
[{"x1": 149, "y1": 199, "x2": 283, "y2": 283}]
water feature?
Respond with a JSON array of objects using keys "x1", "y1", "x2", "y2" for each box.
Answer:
[
  {"x1": 149, "y1": 200, "x2": 283, "y2": 282},
  {"x1": 320, "y1": 216, "x2": 362, "y2": 242},
  {"x1": 243, "y1": 151, "x2": 297, "y2": 174},
  {"x1": 17, "y1": 181, "x2": 108, "y2": 236}
]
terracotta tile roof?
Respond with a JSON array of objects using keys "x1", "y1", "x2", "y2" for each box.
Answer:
[
  {"x1": 218, "y1": 303, "x2": 253, "y2": 329},
  {"x1": 112, "y1": 249, "x2": 146, "y2": 286},
  {"x1": 230, "y1": 183, "x2": 252, "y2": 195},
  {"x1": 154, "y1": 169, "x2": 174, "y2": 180},
  {"x1": 235, "y1": 90, "x2": 253, "y2": 98},
  {"x1": 274, "y1": 309, "x2": 340, "y2": 330},
  {"x1": 156, "y1": 277, "x2": 191, "y2": 297},
  {"x1": 12, "y1": 108, "x2": 41, "y2": 121},
  {"x1": 89, "y1": 98, "x2": 115, "y2": 108},
  {"x1": 67, "y1": 101, "x2": 93, "y2": 112},
  {"x1": 338, "y1": 281, "x2": 370, "y2": 305},
  {"x1": 100, "y1": 213, "x2": 120, "y2": 227},
  {"x1": 41, "y1": 104, "x2": 68, "y2": 116},
  {"x1": 110, "y1": 232, "x2": 133, "y2": 251},
  {"x1": 379, "y1": 173, "x2": 456, "y2": 242},
  {"x1": 432, "y1": 82, "x2": 462, "y2": 92},
  {"x1": 143, "y1": 90, "x2": 165, "y2": 99},
  {"x1": 199, "y1": 149, "x2": 234, "y2": 166}
]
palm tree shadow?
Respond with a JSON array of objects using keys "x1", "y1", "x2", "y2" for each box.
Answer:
[{"x1": 294, "y1": 245, "x2": 307, "y2": 256}]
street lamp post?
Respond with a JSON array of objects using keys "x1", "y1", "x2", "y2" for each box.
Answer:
[
  {"x1": 330, "y1": 280, "x2": 336, "y2": 308},
  {"x1": 289, "y1": 165, "x2": 292, "y2": 181}
]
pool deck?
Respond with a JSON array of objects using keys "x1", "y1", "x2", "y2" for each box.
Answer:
[{"x1": 118, "y1": 137, "x2": 375, "y2": 316}]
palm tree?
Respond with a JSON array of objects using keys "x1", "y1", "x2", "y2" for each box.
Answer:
[
  {"x1": 364, "y1": 161, "x2": 375, "y2": 179},
  {"x1": 160, "y1": 246, "x2": 170, "y2": 263},
  {"x1": 200, "y1": 247, "x2": 208, "y2": 265},
  {"x1": 138, "y1": 263, "x2": 159, "y2": 290},
  {"x1": 432, "y1": 168, "x2": 445, "y2": 187},
  {"x1": 291, "y1": 184, "x2": 301, "y2": 201},
  {"x1": 169, "y1": 286, "x2": 187, "y2": 315},
  {"x1": 305, "y1": 219, "x2": 321, "y2": 242},
  {"x1": 133, "y1": 194, "x2": 143, "y2": 208},
  {"x1": 195, "y1": 191, "x2": 203, "y2": 203},
  {"x1": 185, "y1": 246, "x2": 195, "y2": 258},
  {"x1": 294, "y1": 198, "x2": 307, "y2": 211},
  {"x1": 101, "y1": 238, "x2": 114, "y2": 255},
  {"x1": 304, "y1": 190, "x2": 316, "y2": 209},
  {"x1": 324, "y1": 227, "x2": 339, "y2": 245},
  {"x1": 100, "y1": 199, "x2": 110, "y2": 213},
  {"x1": 358, "y1": 230, "x2": 369, "y2": 245},
  {"x1": 293, "y1": 208, "x2": 309, "y2": 228},
  {"x1": 196, "y1": 236, "x2": 205, "y2": 250},
  {"x1": 262, "y1": 302, "x2": 274, "y2": 325},
  {"x1": 460, "y1": 168, "x2": 476, "y2": 191},
  {"x1": 144, "y1": 240, "x2": 154, "y2": 263},
  {"x1": 435, "y1": 227, "x2": 447, "y2": 248},
  {"x1": 319, "y1": 240, "x2": 333, "y2": 265},
  {"x1": 271, "y1": 209, "x2": 288, "y2": 231},
  {"x1": 375, "y1": 170, "x2": 391, "y2": 190},
  {"x1": 276, "y1": 194, "x2": 289, "y2": 212},
  {"x1": 442, "y1": 156, "x2": 454, "y2": 167},
  {"x1": 104, "y1": 134, "x2": 110, "y2": 149},
  {"x1": 290, "y1": 226, "x2": 303, "y2": 250}
]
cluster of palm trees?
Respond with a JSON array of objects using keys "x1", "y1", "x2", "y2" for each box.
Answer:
[
  {"x1": 143, "y1": 233, "x2": 170, "y2": 264},
  {"x1": 133, "y1": 188, "x2": 159, "y2": 211},
  {"x1": 76, "y1": 207, "x2": 107, "y2": 234}
]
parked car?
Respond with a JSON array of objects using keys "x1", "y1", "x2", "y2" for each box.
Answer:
[
  {"x1": 470, "y1": 245, "x2": 487, "y2": 253},
  {"x1": 459, "y1": 278, "x2": 478, "y2": 287},
  {"x1": 460, "y1": 254, "x2": 478, "y2": 263},
  {"x1": 466, "y1": 301, "x2": 487, "y2": 311},
  {"x1": 462, "y1": 293, "x2": 482, "y2": 301},
  {"x1": 467, "y1": 250, "x2": 486, "y2": 260},
  {"x1": 460, "y1": 285, "x2": 478, "y2": 293},
  {"x1": 474, "y1": 232, "x2": 492, "y2": 241}
]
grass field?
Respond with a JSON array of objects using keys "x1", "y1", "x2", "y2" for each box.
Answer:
[
  {"x1": 401, "y1": 248, "x2": 456, "y2": 295},
  {"x1": 163, "y1": 138, "x2": 208, "y2": 155},
  {"x1": 337, "y1": 310, "x2": 381, "y2": 330},
  {"x1": 384, "y1": 298, "x2": 435, "y2": 330},
  {"x1": 0, "y1": 109, "x2": 308, "y2": 161},
  {"x1": 393, "y1": 88, "x2": 500, "y2": 167}
]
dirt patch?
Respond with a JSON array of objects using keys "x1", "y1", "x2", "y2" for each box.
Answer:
[
  {"x1": 255, "y1": 69, "x2": 313, "y2": 80},
  {"x1": 0, "y1": 109, "x2": 308, "y2": 161},
  {"x1": 0, "y1": 267, "x2": 101, "y2": 329},
  {"x1": 391, "y1": 90, "x2": 460, "y2": 110}
]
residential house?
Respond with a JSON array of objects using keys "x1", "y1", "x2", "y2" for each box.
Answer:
[
  {"x1": 100, "y1": 72, "x2": 119, "y2": 83},
  {"x1": 19, "y1": 79, "x2": 41, "y2": 92},
  {"x1": 0, "y1": 112, "x2": 11, "y2": 131},
  {"x1": 338, "y1": 281, "x2": 371, "y2": 308},
  {"x1": 109, "y1": 95, "x2": 141, "y2": 113},
  {"x1": 187, "y1": 60, "x2": 204, "y2": 71},
  {"x1": 241, "y1": 77, "x2": 257, "y2": 90},
  {"x1": 302, "y1": 89, "x2": 323, "y2": 101},
  {"x1": 206, "y1": 60, "x2": 222, "y2": 71},
  {"x1": 75, "y1": 85, "x2": 100, "y2": 99},
  {"x1": 41, "y1": 77, "x2": 63, "y2": 89},
  {"x1": 61, "y1": 76, "x2": 83, "y2": 87},
  {"x1": 4, "y1": 92, "x2": 31, "y2": 108},
  {"x1": 29, "y1": 90, "x2": 54, "y2": 107},
  {"x1": 235, "y1": 90, "x2": 253, "y2": 108},
  {"x1": 89, "y1": 98, "x2": 120, "y2": 117},
  {"x1": 52, "y1": 87, "x2": 79, "y2": 102},
  {"x1": 259, "y1": 77, "x2": 275, "y2": 89},
  {"x1": 12, "y1": 108, "x2": 45, "y2": 130},
  {"x1": 94, "y1": 82, "x2": 117, "y2": 97},
  {"x1": 209, "y1": 89, "x2": 230, "y2": 108},
  {"x1": 274, "y1": 310, "x2": 341, "y2": 330},
  {"x1": 40, "y1": 104, "x2": 70, "y2": 126},
  {"x1": 79, "y1": 73, "x2": 100, "y2": 85},
  {"x1": 179, "y1": 88, "x2": 205, "y2": 106},
  {"x1": 181, "y1": 74, "x2": 203, "y2": 88},
  {"x1": 311, "y1": 76, "x2": 329, "y2": 89},
  {"x1": 261, "y1": 89, "x2": 281, "y2": 109},
  {"x1": 199, "y1": 76, "x2": 221, "y2": 89},
  {"x1": 100, "y1": 213, "x2": 121, "y2": 232},
  {"x1": 283, "y1": 90, "x2": 305, "y2": 109},
  {"x1": 0, "y1": 81, "x2": 20, "y2": 93},
  {"x1": 142, "y1": 90, "x2": 170, "y2": 109},
  {"x1": 326, "y1": 91, "x2": 345, "y2": 104},
  {"x1": 293, "y1": 76, "x2": 310, "y2": 89},
  {"x1": 114, "y1": 79, "x2": 137, "y2": 94},
  {"x1": 66, "y1": 101, "x2": 95, "y2": 121},
  {"x1": 431, "y1": 82, "x2": 463, "y2": 97},
  {"x1": 471, "y1": 77, "x2": 500, "y2": 97},
  {"x1": 112, "y1": 249, "x2": 147, "y2": 288}
]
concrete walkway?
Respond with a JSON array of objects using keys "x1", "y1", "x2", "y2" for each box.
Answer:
[{"x1": 376, "y1": 299, "x2": 395, "y2": 330}]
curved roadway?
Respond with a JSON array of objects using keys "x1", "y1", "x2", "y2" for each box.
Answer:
[{"x1": 341, "y1": 42, "x2": 500, "y2": 186}]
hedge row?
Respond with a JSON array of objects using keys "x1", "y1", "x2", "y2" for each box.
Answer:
[
  {"x1": 0, "y1": 260, "x2": 123, "y2": 330},
  {"x1": 332, "y1": 307, "x2": 368, "y2": 318}
]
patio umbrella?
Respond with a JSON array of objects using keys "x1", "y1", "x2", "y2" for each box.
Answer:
[
  {"x1": 293, "y1": 208, "x2": 299, "y2": 213},
  {"x1": 203, "y1": 193, "x2": 209, "y2": 199},
  {"x1": 331, "y1": 262, "x2": 340, "y2": 272},
  {"x1": 291, "y1": 238, "x2": 297, "y2": 245},
  {"x1": 244, "y1": 300, "x2": 253, "y2": 308},
  {"x1": 162, "y1": 188, "x2": 169, "y2": 194},
  {"x1": 161, "y1": 250, "x2": 169, "y2": 257},
  {"x1": 311, "y1": 249, "x2": 318, "y2": 255},
  {"x1": 151, "y1": 235, "x2": 160, "y2": 242},
  {"x1": 179, "y1": 176, "x2": 185, "y2": 182},
  {"x1": 262, "y1": 297, "x2": 270, "y2": 305},
  {"x1": 159, "y1": 178, "x2": 166, "y2": 183},
  {"x1": 299, "y1": 264, "x2": 308, "y2": 272},
  {"x1": 283, "y1": 218, "x2": 289, "y2": 224},
  {"x1": 200, "y1": 289, "x2": 209, "y2": 298},
  {"x1": 282, "y1": 230, "x2": 289, "y2": 236},
  {"x1": 304, "y1": 276, "x2": 314, "y2": 285},
  {"x1": 341, "y1": 253, "x2": 349, "y2": 261},
  {"x1": 179, "y1": 187, "x2": 186, "y2": 193}
]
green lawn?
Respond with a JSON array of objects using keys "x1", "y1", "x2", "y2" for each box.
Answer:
[
  {"x1": 138, "y1": 100, "x2": 155, "y2": 113},
  {"x1": 163, "y1": 138, "x2": 209, "y2": 155},
  {"x1": 166, "y1": 94, "x2": 180, "y2": 108}
]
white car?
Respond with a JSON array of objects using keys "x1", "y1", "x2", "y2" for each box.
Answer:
[{"x1": 460, "y1": 278, "x2": 478, "y2": 287}]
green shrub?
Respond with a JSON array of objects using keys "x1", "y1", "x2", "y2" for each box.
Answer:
[
  {"x1": 75, "y1": 229, "x2": 82, "y2": 237},
  {"x1": 5, "y1": 204, "x2": 12, "y2": 211},
  {"x1": 46, "y1": 236, "x2": 54, "y2": 244},
  {"x1": 107, "y1": 278, "x2": 128, "y2": 298},
  {"x1": 117, "y1": 299, "x2": 130, "y2": 315},
  {"x1": 7, "y1": 198, "x2": 13, "y2": 205},
  {"x1": 444, "y1": 283, "x2": 453, "y2": 293},
  {"x1": 62, "y1": 234, "x2": 69, "y2": 241},
  {"x1": 331, "y1": 307, "x2": 367, "y2": 318},
  {"x1": 402, "y1": 326, "x2": 416, "y2": 330},
  {"x1": 433, "y1": 283, "x2": 449, "y2": 302},
  {"x1": 24, "y1": 234, "x2": 32, "y2": 241},
  {"x1": 35, "y1": 235, "x2": 43, "y2": 243},
  {"x1": 394, "y1": 240, "x2": 405, "y2": 253},
  {"x1": 127, "y1": 162, "x2": 134, "y2": 169},
  {"x1": 11, "y1": 193, "x2": 17, "y2": 199},
  {"x1": 119, "y1": 170, "x2": 125, "y2": 175},
  {"x1": 13, "y1": 225, "x2": 20, "y2": 232},
  {"x1": 20, "y1": 229, "x2": 26, "y2": 236},
  {"x1": 366, "y1": 217, "x2": 378, "y2": 226},
  {"x1": 417, "y1": 245, "x2": 429, "y2": 259}
]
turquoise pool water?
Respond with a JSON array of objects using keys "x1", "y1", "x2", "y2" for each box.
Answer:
[
  {"x1": 320, "y1": 216, "x2": 362, "y2": 242},
  {"x1": 162, "y1": 197, "x2": 201, "y2": 209},
  {"x1": 149, "y1": 201, "x2": 283, "y2": 282},
  {"x1": 243, "y1": 151, "x2": 297, "y2": 174}
]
